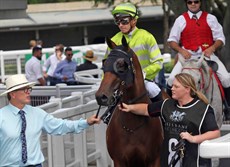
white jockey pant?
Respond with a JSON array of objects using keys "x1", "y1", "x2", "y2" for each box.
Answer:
[
  {"x1": 167, "y1": 54, "x2": 230, "y2": 88},
  {"x1": 144, "y1": 80, "x2": 161, "y2": 98}
]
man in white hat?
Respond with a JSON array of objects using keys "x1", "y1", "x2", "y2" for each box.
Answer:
[{"x1": 0, "y1": 74, "x2": 100, "y2": 166}]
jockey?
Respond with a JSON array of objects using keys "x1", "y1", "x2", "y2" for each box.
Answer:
[
  {"x1": 167, "y1": 0, "x2": 230, "y2": 112},
  {"x1": 101, "y1": 2, "x2": 164, "y2": 124}
]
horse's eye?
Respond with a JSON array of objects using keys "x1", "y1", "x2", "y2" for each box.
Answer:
[{"x1": 113, "y1": 58, "x2": 128, "y2": 74}]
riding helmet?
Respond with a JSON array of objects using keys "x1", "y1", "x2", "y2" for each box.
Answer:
[{"x1": 112, "y1": 2, "x2": 139, "y2": 19}]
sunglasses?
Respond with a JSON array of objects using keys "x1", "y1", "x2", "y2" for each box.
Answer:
[
  {"x1": 114, "y1": 18, "x2": 131, "y2": 25},
  {"x1": 187, "y1": 1, "x2": 200, "y2": 5},
  {"x1": 67, "y1": 53, "x2": 73, "y2": 56}
]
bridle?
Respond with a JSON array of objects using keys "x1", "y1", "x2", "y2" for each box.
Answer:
[
  {"x1": 182, "y1": 62, "x2": 213, "y2": 93},
  {"x1": 96, "y1": 48, "x2": 147, "y2": 131},
  {"x1": 182, "y1": 67, "x2": 206, "y2": 90}
]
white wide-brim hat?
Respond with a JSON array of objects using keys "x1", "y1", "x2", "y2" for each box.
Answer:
[{"x1": 0, "y1": 74, "x2": 36, "y2": 96}]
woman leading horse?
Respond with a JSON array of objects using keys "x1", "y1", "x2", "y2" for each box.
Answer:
[{"x1": 95, "y1": 36, "x2": 163, "y2": 167}]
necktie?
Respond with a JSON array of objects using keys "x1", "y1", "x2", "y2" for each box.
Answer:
[
  {"x1": 19, "y1": 110, "x2": 27, "y2": 164},
  {"x1": 192, "y1": 14, "x2": 197, "y2": 20}
]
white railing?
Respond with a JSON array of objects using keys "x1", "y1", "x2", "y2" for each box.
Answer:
[
  {"x1": 200, "y1": 124, "x2": 230, "y2": 159},
  {"x1": 0, "y1": 43, "x2": 107, "y2": 82},
  {"x1": 0, "y1": 44, "x2": 172, "y2": 83},
  {"x1": 37, "y1": 87, "x2": 112, "y2": 167},
  {"x1": 0, "y1": 83, "x2": 96, "y2": 108}
]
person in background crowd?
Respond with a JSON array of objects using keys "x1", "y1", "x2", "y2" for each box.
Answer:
[
  {"x1": 119, "y1": 73, "x2": 220, "y2": 167},
  {"x1": 43, "y1": 44, "x2": 65, "y2": 85},
  {"x1": 25, "y1": 40, "x2": 38, "y2": 63},
  {"x1": 25, "y1": 46, "x2": 46, "y2": 86},
  {"x1": 76, "y1": 50, "x2": 98, "y2": 77},
  {"x1": 53, "y1": 47, "x2": 78, "y2": 85},
  {"x1": 0, "y1": 74, "x2": 100, "y2": 166},
  {"x1": 29, "y1": 40, "x2": 37, "y2": 49},
  {"x1": 36, "y1": 39, "x2": 43, "y2": 47}
]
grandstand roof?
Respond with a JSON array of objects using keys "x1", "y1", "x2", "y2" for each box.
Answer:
[{"x1": 0, "y1": 4, "x2": 164, "y2": 32}]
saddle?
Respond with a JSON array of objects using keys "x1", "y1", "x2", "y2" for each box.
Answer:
[
  {"x1": 169, "y1": 139, "x2": 185, "y2": 167},
  {"x1": 205, "y1": 59, "x2": 218, "y2": 72}
]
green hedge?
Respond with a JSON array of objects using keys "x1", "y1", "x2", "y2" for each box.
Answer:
[{"x1": 164, "y1": 59, "x2": 174, "y2": 73}]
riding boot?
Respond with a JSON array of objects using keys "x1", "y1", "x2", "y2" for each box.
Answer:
[
  {"x1": 166, "y1": 84, "x2": 172, "y2": 98},
  {"x1": 223, "y1": 87, "x2": 230, "y2": 120},
  {"x1": 150, "y1": 91, "x2": 163, "y2": 103}
]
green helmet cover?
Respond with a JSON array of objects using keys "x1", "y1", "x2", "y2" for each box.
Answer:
[{"x1": 112, "y1": 2, "x2": 139, "y2": 19}]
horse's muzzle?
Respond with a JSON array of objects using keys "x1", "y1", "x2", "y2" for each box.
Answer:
[
  {"x1": 96, "y1": 93, "x2": 116, "y2": 106},
  {"x1": 96, "y1": 94, "x2": 109, "y2": 106}
]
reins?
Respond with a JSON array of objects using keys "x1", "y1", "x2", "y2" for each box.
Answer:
[
  {"x1": 127, "y1": 91, "x2": 147, "y2": 104},
  {"x1": 169, "y1": 139, "x2": 185, "y2": 167}
]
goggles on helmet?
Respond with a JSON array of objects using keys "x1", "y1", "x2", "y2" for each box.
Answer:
[{"x1": 114, "y1": 17, "x2": 131, "y2": 25}]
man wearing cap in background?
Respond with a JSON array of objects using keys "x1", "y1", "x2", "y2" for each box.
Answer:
[
  {"x1": 76, "y1": 50, "x2": 98, "y2": 76},
  {"x1": 101, "y1": 2, "x2": 164, "y2": 124},
  {"x1": 25, "y1": 46, "x2": 46, "y2": 86},
  {"x1": 0, "y1": 74, "x2": 100, "y2": 166}
]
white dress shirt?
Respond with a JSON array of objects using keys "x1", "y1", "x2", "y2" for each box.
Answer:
[
  {"x1": 25, "y1": 56, "x2": 43, "y2": 84},
  {"x1": 167, "y1": 11, "x2": 225, "y2": 45}
]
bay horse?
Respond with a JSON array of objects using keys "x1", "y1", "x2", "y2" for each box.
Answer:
[
  {"x1": 95, "y1": 37, "x2": 163, "y2": 167},
  {"x1": 179, "y1": 54, "x2": 223, "y2": 128}
]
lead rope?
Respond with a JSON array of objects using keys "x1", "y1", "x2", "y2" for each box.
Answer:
[
  {"x1": 96, "y1": 105, "x2": 101, "y2": 118},
  {"x1": 169, "y1": 139, "x2": 185, "y2": 167}
]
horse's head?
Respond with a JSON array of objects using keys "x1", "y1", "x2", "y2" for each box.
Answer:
[
  {"x1": 180, "y1": 54, "x2": 210, "y2": 91},
  {"x1": 95, "y1": 36, "x2": 142, "y2": 106}
]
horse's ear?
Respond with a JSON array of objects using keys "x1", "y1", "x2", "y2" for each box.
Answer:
[
  {"x1": 106, "y1": 37, "x2": 116, "y2": 49},
  {"x1": 121, "y1": 36, "x2": 128, "y2": 51},
  {"x1": 197, "y1": 54, "x2": 204, "y2": 67}
]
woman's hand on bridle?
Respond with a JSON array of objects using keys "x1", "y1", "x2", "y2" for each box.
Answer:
[{"x1": 118, "y1": 102, "x2": 130, "y2": 112}]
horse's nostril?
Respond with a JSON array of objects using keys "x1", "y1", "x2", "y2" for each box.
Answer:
[{"x1": 101, "y1": 94, "x2": 108, "y2": 103}]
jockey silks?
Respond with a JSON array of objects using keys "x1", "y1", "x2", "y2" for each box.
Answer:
[
  {"x1": 106, "y1": 27, "x2": 163, "y2": 80},
  {"x1": 181, "y1": 12, "x2": 214, "y2": 52}
]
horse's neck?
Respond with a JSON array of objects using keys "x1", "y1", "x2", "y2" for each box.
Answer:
[
  {"x1": 122, "y1": 73, "x2": 148, "y2": 104},
  {"x1": 124, "y1": 54, "x2": 148, "y2": 103}
]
